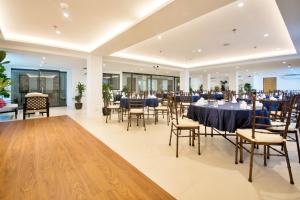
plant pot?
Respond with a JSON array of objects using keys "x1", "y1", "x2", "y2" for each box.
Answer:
[
  {"x1": 75, "y1": 102, "x2": 82, "y2": 110},
  {"x1": 102, "y1": 107, "x2": 111, "y2": 116}
]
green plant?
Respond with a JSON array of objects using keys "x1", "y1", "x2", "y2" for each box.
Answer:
[
  {"x1": 214, "y1": 85, "x2": 220, "y2": 92},
  {"x1": 0, "y1": 51, "x2": 11, "y2": 98},
  {"x1": 220, "y1": 80, "x2": 228, "y2": 92},
  {"x1": 122, "y1": 85, "x2": 129, "y2": 96},
  {"x1": 189, "y1": 87, "x2": 193, "y2": 94},
  {"x1": 199, "y1": 84, "x2": 203, "y2": 92},
  {"x1": 244, "y1": 83, "x2": 252, "y2": 93},
  {"x1": 102, "y1": 83, "x2": 112, "y2": 107},
  {"x1": 74, "y1": 82, "x2": 85, "y2": 103}
]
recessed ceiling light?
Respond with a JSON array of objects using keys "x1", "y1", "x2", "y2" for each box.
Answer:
[
  {"x1": 282, "y1": 61, "x2": 287, "y2": 64},
  {"x1": 288, "y1": 65, "x2": 291, "y2": 68},
  {"x1": 246, "y1": 69, "x2": 249, "y2": 72},
  {"x1": 197, "y1": 49, "x2": 202, "y2": 53},
  {"x1": 42, "y1": 56, "x2": 46, "y2": 60},
  {"x1": 263, "y1": 33, "x2": 269, "y2": 37},
  {"x1": 56, "y1": 30, "x2": 61, "y2": 35},
  {"x1": 157, "y1": 35, "x2": 162, "y2": 40},
  {"x1": 238, "y1": 2, "x2": 244, "y2": 7},
  {"x1": 63, "y1": 12, "x2": 69, "y2": 18}
]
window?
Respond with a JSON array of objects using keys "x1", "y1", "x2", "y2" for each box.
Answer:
[{"x1": 103, "y1": 73, "x2": 120, "y2": 90}]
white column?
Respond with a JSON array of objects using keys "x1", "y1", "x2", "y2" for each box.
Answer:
[
  {"x1": 180, "y1": 69, "x2": 190, "y2": 92},
  {"x1": 206, "y1": 73, "x2": 211, "y2": 91},
  {"x1": 228, "y1": 71, "x2": 239, "y2": 92},
  {"x1": 86, "y1": 55, "x2": 103, "y2": 117}
]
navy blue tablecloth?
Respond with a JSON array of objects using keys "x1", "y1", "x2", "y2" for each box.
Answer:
[
  {"x1": 199, "y1": 94, "x2": 224, "y2": 100},
  {"x1": 120, "y1": 98, "x2": 159, "y2": 109},
  {"x1": 175, "y1": 95, "x2": 201, "y2": 102},
  {"x1": 187, "y1": 102, "x2": 270, "y2": 133}
]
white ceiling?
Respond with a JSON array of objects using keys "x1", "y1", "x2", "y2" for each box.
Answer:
[
  {"x1": 5, "y1": 50, "x2": 86, "y2": 70},
  {"x1": 112, "y1": 0, "x2": 297, "y2": 68},
  {"x1": 0, "y1": 0, "x2": 173, "y2": 52}
]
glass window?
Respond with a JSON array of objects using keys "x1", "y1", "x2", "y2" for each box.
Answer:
[
  {"x1": 11, "y1": 68, "x2": 67, "y2": 107},
  {"x1": 103, "y1": 73, "x2": 120, "y2": 90}
]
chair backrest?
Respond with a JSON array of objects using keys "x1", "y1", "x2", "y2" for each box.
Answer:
[
  {"x1": 128, "y1": 97, "x2": 145, "y2": 110},
  {"x1": 180, "y1": 94, "x2": 192, "y2": 103},
  {"x1": 251, "y1": 92, "x2": 296, "y2": 139},
  {"x1": 168, "y1": 95, "x2": 180, "y2": 125},
  {"x1": 24, "y1": 95, "x2": 49, "y2": 110}
]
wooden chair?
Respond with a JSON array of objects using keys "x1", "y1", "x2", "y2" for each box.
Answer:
[
  {"x1": 179, "y1": 94, "x2": 192, "y2": 115},
  {"x1": 266, "y1": 95, "x2": 300, "y2": 163},
  {"x1": 235, "y1": 93, "x2": 295, "y2": 184},
  {"x1": 105, "y1": 102, "x2": 121, "y2": 123},
  {"x1": 127, "y1": 97, "x2": 146, "y2": 131},
  {"x1": 154, "y1": 99, "x2": 169, "y2": 125},
  {"x1": 23, "y1": 92, "x2": 49, "y2": 120},
  {"x1": 169, "y1": 96, "x2": 200, "y2": 157}
]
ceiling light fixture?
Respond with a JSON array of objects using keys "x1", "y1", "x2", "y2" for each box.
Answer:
[
  {"x1": 63, "y1": 12, "x2": 69, "y2": 18},
  {"x1": 157, "y1": 35, "x2": 162, "y2": 40},
  {"x1": 60, "y1": 2, "x2": 70, "y2": 18},
  {"x1": 53, "y1": 25, "x2": 61, "y2": 35},
  {"x1": 263, "y1": 33, "x2": 269, "y2": 37},
  {"x1": 42, "y1": 57, "x2": 46, "y2": 60},
  {"x1": 288, "y1": 64, "x2": 291, "y2": 68},
  {"x1": 197, "y1": 49, "x2": 202, "y2": 53},
  {"x1": 282, "y1": 61, "x2": 287, "y2": 64},
  {"x1": 153, "y1": 65, "x2": 160, "y2": 70},
  {"x1": 238, "y1": 2, "x2": 244, "y2": 7}
]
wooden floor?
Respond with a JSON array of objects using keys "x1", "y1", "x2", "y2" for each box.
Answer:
[{"x1": 0, "y1": 116, "x2": 174, "y2": 200}]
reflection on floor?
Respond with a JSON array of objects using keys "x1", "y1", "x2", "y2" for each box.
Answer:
[{"x1": 1, "y1": 107, "x2": 300, "y2": 200}]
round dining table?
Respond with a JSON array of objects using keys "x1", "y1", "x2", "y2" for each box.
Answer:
[{"x1": 187, "y1": 102, "x2": 270, "y2": 133}]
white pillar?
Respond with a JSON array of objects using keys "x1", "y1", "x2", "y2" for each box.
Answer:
[
  {"x1": 228, "y1": 71, "x2": 239, "y2": 92},
  {"x1": 206, "y1": 73, "x2": 211, "y2": 91},
  {"x1": 180, "y1": 69, "x2": 190, "y2": 92},
  {"x1": 86, "y1": 55, "x2": 102, "y2": 117}
]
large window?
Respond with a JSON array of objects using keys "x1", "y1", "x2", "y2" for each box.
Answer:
[
  {"x1": 11, "y1": 68, "x2": 67, "y2": 107},
  {"x1": 103, "y1": 73, "x2": 120, "y2": 90},
  {"x1": 122, "y1": 72, "x2": 179, "y2": 93}
]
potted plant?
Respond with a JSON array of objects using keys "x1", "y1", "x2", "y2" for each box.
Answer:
[
  {"x1": 220, "y1": 80, "x2": 228, "y2": 92},
  {"x1": 199, "y1": 84, "x2": 203, "y2": 93},
  {"x1": 122, "y1": 85, "x2": 129, "y2": 97},
  {"x1": 102, "y1": 83, "x2": 112, "y2": 115},
  {"x1": 74, "y1": 82, "x2": 85, "y2": 109},
  {"x1": 189, "y1": 87, "x2": 193, "y2": 94},
  {"x1": 0, "y1": 51, "x2": 11, "y2": 99},
  {"x1": 214, "y1": 85, "x2": 220, "y2": 92},
  {"x1": 244, "y1": 83, "x2": 252, "y2": 93}
]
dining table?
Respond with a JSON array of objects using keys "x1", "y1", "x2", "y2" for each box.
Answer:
[
  {"x1": 120, "y1": 97, "x2": 159, "y2": 109},
  {"x1": 187, "y1": 102, "x2": 270, "y2": 144}
]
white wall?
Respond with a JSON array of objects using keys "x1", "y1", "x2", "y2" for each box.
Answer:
[
  {"x1": 253, "y1": 74, "x2": 300, "y2": 90},
  {"x1": 190, "y1": 75, "x2": 203, "y2": 91}
]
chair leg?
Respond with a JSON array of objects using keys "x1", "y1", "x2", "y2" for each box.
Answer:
[
  {"x1": 235, "y1": 135, "x2": 239, "y2": 164},
  {"x1": 205, "y1": 126, "x2": 207, "y2": 137},
  {"x1": 239, "y1": 138, "x2": 244, "y2": 163},
  {"x1": 267, "y1": 146, "x2": 270, "y2": 159},
  {"x1": 169, "y1": 124, "x2": 173, "y2": 146},
  {"x1": 143, "y1": 114, "x2": 146, "y2": 131},
  {"x1": 106, "y1": 114, "x2": 108, "y2": 123},
  {"x1": 189, "y1": 130, "x2": 191, "y2": 146},
  {"x1": 127, "y1": 114, "x2": 130, "y2": 131},
  {"x1": 263, "y1": 145, "x2": 267, "y2": 166},
  {"x1": 176, "y1": 129, "x2": 179, "y2": 158},
  {"x1": 197, "y1": 127, "x2": 201, "y2": 155},
  {"x1": 294, "y1": 131, "x2": 300, "y2": 163},
  {"x1": 211, "y1": 127, "x2": 213, "y2": 137},
  {"x1": 248, "y1": 143, "x2": 255, "y2": 182},
  {"x1": 283, "y1": 142, "x2": 294, "y2": 184}
]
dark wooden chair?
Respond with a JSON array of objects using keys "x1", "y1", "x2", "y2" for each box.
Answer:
[
  {"x1": 23, "y1": 93, "x2": 49, "y2": 120},
  {"x1": 169, "y1": 96, "x2": 200, "y2": 157},
  {"x1": 266, "y1": 95, "x2": 300, "y2": 163},
  {"x1": 127, "y1": 97, "x2": 146, "y2": 131},
  {"x1": 179, "y1": 94, "x2": 192, "y2": 115},
  {"x1": 235, "y1": 93, "x2": 295, "y2": 184},
  {"x1": 105, "y1": 102, "x2": 121, "y2": 123}
]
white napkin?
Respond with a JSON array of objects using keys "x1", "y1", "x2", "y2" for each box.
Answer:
[
  {"x1": 240, "y1": 101, "x2": 247, "y2": 109},
  {"x1": 196, "y1": 98, "x2": 207, "y2": 105},
  {"x1": 218, "y1": 100, "x2": 225, "y2": 105},
  {"x1": 279, "y1": 95, "x2": 283, "y2": 100},
  {"x1": 270, "y1": 96, "x2": 277, "y2": 101},
  {"x1": 232, "y1": 97, "x2": 237, "y2": 103},
  {"x1": 256, "y1": 101, "x2": 263, "y2": 107}
]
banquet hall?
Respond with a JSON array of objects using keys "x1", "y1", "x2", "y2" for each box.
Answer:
[{"x1": 0, "y1": 0, "x2": 300, "y2": 199}]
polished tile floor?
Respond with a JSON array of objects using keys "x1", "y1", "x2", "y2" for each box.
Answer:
[{"x1": 1, "y1": 107, "x2": 300, "y2": 200}]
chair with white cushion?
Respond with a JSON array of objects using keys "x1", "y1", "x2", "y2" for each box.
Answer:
[
  {"x1": 127, "y1": 97, "x2": 146, "y2": 131},
  {"x1": 169, "y1": 96, "x2": 200, "y2": 157},
  {"x1": 235, "y1": 92, "x2": 295, "y2": 184}
]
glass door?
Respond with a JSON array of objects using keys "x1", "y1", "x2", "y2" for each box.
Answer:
[{"x1": 39, "y1": 70, "x2": 60, "y2": 106}]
